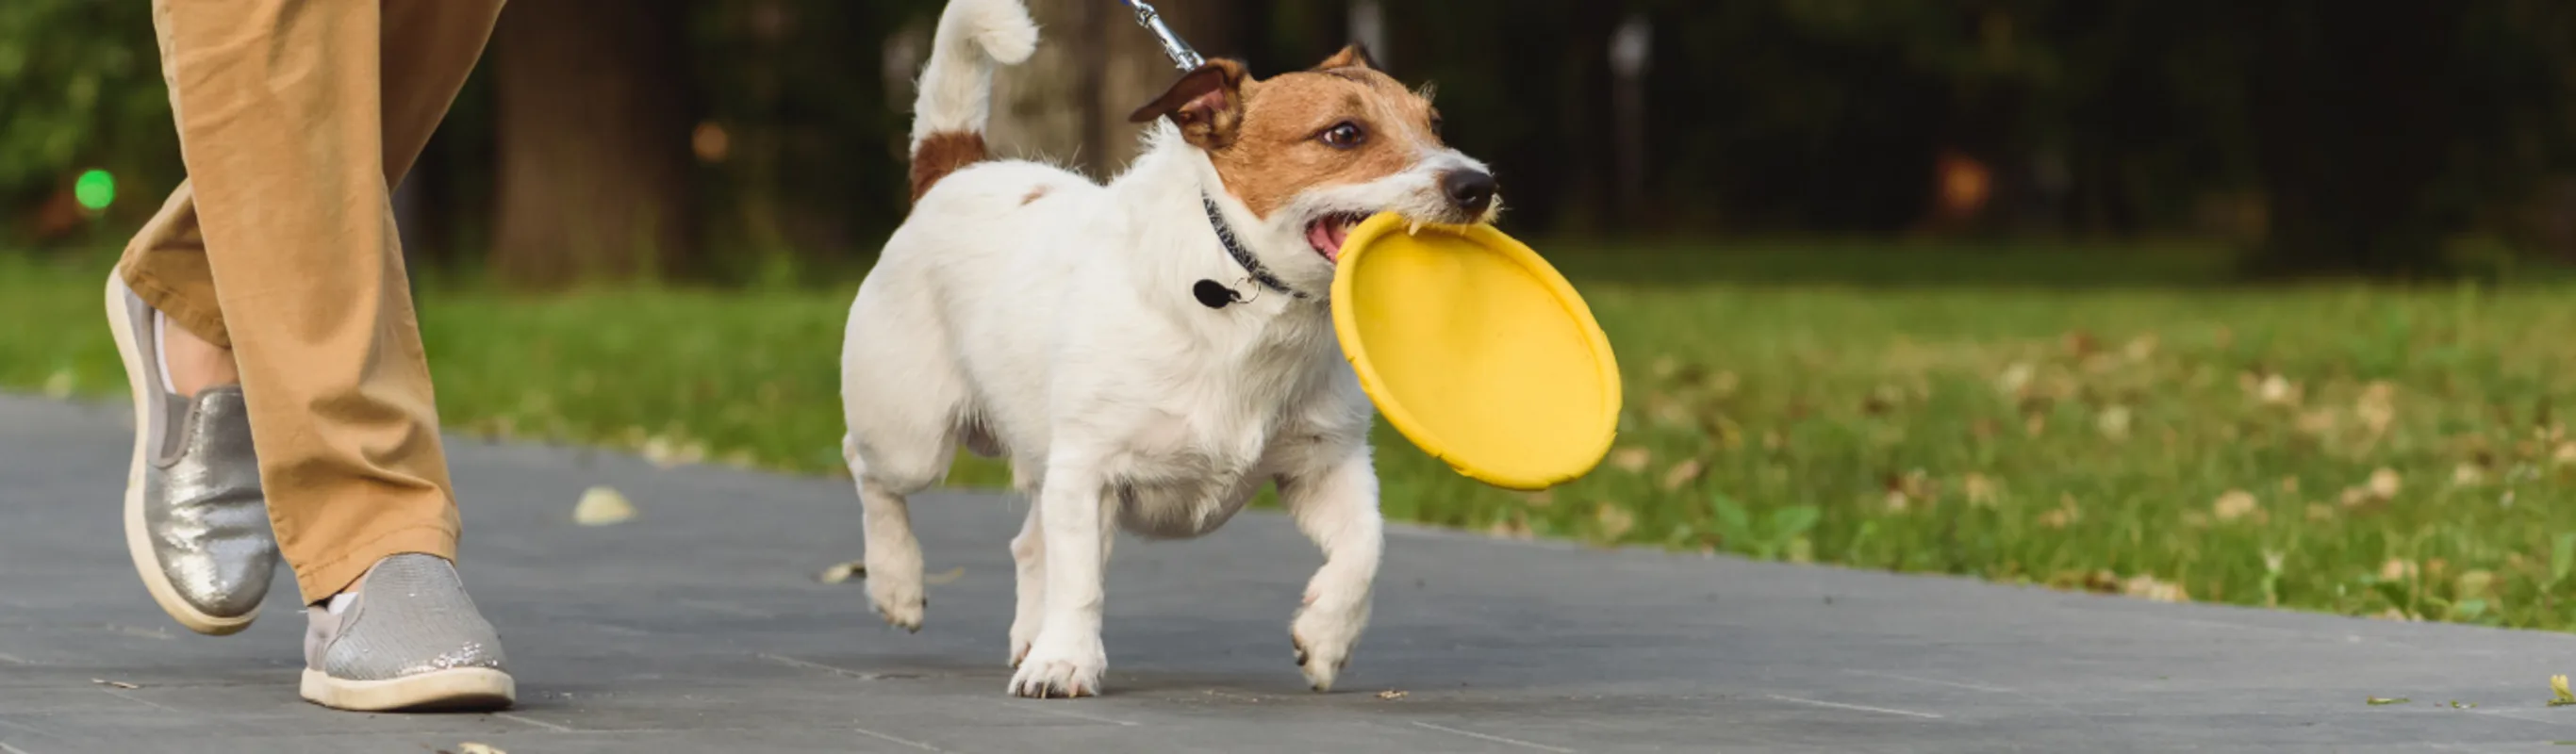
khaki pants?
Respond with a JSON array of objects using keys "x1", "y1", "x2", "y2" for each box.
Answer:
[{"x1": 118, "y1": 0, "x2": 505, "y2": 602}]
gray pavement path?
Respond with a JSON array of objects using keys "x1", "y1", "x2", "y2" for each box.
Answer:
[{"x1": 8, "y1": 394, "x2": 2576, "y2": 752}]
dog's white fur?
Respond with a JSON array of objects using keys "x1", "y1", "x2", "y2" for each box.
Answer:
[{"x1": 841, "y1": 0, "x2": 1485, "y2": 698}]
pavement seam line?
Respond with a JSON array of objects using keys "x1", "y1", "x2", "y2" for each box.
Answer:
[
  {"x1": 758, "y1": 652, "x2": 894, "y2": 680},
  {"x1": 1409, "y1": 721, "x2": 1577, "y2": 753},
  {"x1": 1842, "y1": 669, "x2": 2014, "y2": 694},
  {"x1": 1767, "y1": 694, "x2": 1943, "y2": 719},
  {"x1": 494, "y1": 713, "x2": 575, "y2": 732},
  {"x1": 849, "y1": 725, "x2": 948, "y2": 752},
  {"x1": 1005, "y1": 701, "x2": 1140, "y2": 727}
]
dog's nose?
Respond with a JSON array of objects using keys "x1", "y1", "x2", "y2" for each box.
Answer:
[{"x1": 1441, "y1": 170, "x2": 1497, "y2": 215}]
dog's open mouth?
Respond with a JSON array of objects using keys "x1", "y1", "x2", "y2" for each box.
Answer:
[{"x1": 1304, "y1": 212, "x2": 1367, "y2": 263}]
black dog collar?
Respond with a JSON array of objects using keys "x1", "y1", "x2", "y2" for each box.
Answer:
[{"x1": 1197, "y1": 195, "x2": 1309, "y2": 308}]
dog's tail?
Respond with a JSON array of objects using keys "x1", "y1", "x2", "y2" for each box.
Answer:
[{"x1": 907, "y1": 0, "x2": 1038, "y2": 204}]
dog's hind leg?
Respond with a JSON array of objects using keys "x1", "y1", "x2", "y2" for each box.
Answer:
[
  {"x1": 843, "y1": 429, "x2": 952, "y2": 632},
  {"x1": 1006, "y1": 464, "x2": 1045, "y2": 667},
  {"x1": 1280, "y1": 450, "x2": 1384, "y2": 693}
]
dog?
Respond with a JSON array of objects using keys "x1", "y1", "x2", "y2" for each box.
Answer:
[{"x1": 838, "y1": 0, "x2": 1502, "y2": 698}]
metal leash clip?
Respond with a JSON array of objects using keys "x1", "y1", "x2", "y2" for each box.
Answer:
[{"x1": 1119, "y1": 0, "x2": 1204, "y2": 70}]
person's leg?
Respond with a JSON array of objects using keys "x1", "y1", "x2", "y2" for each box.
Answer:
[
  {"x1": 109, "y1": 0, "x2": 504, "y2": 638},
  {"x1": 145, "y1": 0, "x2": 497, "y2": 606},
  {"x1": 136, "y1": 0, "x2": 513, "y2": 711},
  {"x1": 118, "y1": 0, "x2": 503, "y2": 355}
]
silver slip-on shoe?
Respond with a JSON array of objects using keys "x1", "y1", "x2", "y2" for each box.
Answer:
[
  {"x1": 301, "y1": 554, "x2": 515, "y2": 712},
  {"x1": 105, "y1": 275, "x2": 280, "y2": 635}
]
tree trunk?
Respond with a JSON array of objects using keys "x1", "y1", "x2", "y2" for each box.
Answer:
[
  {"x1": 991, "y1": 0, "x2": 1238, "y2": 179},
  {"x1": 2241, "y1": 0, "x2": 2467, "y2": 278},
  {"x1": 489, "y1": 0, "x2": 696, "y2": 287}
]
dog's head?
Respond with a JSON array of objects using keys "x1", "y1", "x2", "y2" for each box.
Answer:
[{"x1": 1131, "y1": 45, "x2": 1498, "y2": 288}]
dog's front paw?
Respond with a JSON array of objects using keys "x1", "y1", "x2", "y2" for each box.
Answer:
[
  {"x1": 1007, "y1": 634, "x2": 1106, "y2": 698},
  {"x1": 1291, "y1": 601, "x2": 1369, "y2": 692},
  {"x1": 865, "y1": 558, "x2": 925, "y2": 632},
  {"x1": 1008, "y1": 621, "x2": 1040, "y2": 668}
]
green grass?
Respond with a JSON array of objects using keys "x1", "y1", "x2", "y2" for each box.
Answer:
[{"x1": 13, "y1": 242, "x2": 2576, "y2": 631}]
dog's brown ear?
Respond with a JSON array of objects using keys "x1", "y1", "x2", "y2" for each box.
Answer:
[
  {"x1": 1316, "y1": 43, "x2": 1377, "y2": 72},
  {"x1": 1128, "y1": 59, "x2": 1250, "y2": 150}
]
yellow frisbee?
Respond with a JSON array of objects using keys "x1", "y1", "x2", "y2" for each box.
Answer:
[{"x1": 1329, "y1": 213, "x2": 1622, "y2": 491}]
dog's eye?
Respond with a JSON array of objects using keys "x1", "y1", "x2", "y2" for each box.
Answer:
[
  {"x1": 1318, "y1": 122, "x2": 1366, "y2": 150},
  {"x1": 1428, "y1": 114, "x2": 1444, "y2": 139}
]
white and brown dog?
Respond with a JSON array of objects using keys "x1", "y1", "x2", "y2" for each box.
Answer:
[{"x1": 839, "y1": 0, "x2": 1500, "y2": 698}]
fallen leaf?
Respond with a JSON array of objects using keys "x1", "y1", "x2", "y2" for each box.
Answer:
[
  {"x1": 2450, "y1": 699, "x2": 2477, "y2": 709},
  {"x1": 1594, "y1": 503, "x2": 1637, "y2": 541},
  {"x1": 2062, "y1": 330, "x2": 2100, "y2": 357},
  {"x1": 2556, "y1": 443, "x2": 2576, "y2": 467},
  {"x1": 2123, "y1": 335, "x2": 2158, "y2": 363},
  {"x1": 1961, "y1": 473, "x2": 1998, "y2": 507},
  {"x1": 924, "y1": 566, "x2": 966, "y2": 585},
  {"x1": 1995, "y1": 363, "x2": 2035, "y2": 395},
  {"x1": 2458, "y1": 570, "x2": 2497, "y2": 598},
  {"x1": 1709, "y1": 370, "x2": 1741, "y2": 396},
  {"x1": 1609, "y1": 447, "x2": 1652, "y2": 473},
  {"x1": 2380, "y1": 558, "x2": 2418, "y2": 582},
  {"x1": 1377, "y1": 689, "x2": 1409, "y2": 700},
  {"x1": 2453, "y1": 462, "x2": 2486, "y2": 486},
  {"x1": 2096, "y1": 405, "x2": 2132, "y2": 440},
  {"x1": 2366, "y1": 697, "x2": 2409, "y2": 706},
  {"x1": 90, "y1": 679, "x2": 139, "y2": 690},
  {"x1": 640, "y1": 434, "x2": 708, "y2": 468},
  {"x1": 2212, "y1": 489, "x2": 2259, "y2": 522},
  {"x1": 42, "y1": 369, "x2": 74, "y2": 399},
  {"x1": 1660, "y1": 459, "x2": 1704, "y2": 492},
  {"x1": 2122, "y1": 574, "x2": 2188, "y2": 603},
  {"x1": 2037, "y1": 496, "x2": 2079, "y2": 529},
  {"x1": 2355, "y1": 382, "x2": 2397, "y2": 434},
  {"x1": 818, "y1": 560, "x2": 866, "y2": 584},
  {"x1": 2258, "y1": 374, "x2": 2300, "y2": 405},
  {"x1": 2554, "y1": 674, "x2": 2575, "y2": 706},
  {"x1": 2368, "y1": 467, "x2": 2403, "y2": 500},
  {"x1": 573, "y1": 485, "x2": 637, "y2": 526}
]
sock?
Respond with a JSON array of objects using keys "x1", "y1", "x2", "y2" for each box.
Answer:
[{"x1": 153, "y1": 311, "x2": 178, "y2": 395}]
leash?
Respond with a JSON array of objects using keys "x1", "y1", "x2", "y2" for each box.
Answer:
[
  {"x1": 1117, "y1": 1, "x2": 1309, "y2": 308},
  {"x1": 1119, "y1": 0, "x2": 1204, "y2": 70}
]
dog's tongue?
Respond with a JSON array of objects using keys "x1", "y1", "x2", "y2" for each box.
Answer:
[{"x1": 1308, "y1": 221, "x2": 1347, "y2": 262}]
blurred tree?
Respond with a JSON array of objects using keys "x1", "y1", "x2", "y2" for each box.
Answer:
[
  {"x1": 686, "y1": 0, "x2": 941, "y2": 275},
  {"x1": 0, "y1": 0, "x2": 177, "y2": 246},
  {"x1": 2237, "y1": 1, "x2": 2470, "y2": 277},
  {"x1": 488, "y1": 0, "x2": 699, "y2": 287},
  {"x1": 16, "y1": 0, "x2": 2576, "y2": 278},
  {"x1": 990, "y1": 0, "x2": 1238, "y2": 179}
]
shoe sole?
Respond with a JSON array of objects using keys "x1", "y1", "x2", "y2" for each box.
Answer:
[
  {"x1": 106, "y1": 275, "x2": 257, "y2": 636},
  {"x1": 300, "y1": 667, "x2": 516, "y2": 713}
]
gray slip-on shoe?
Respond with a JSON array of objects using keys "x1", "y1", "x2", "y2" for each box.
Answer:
[
  {"x1": 106, "y1": 274, "x2": 280, "y2": 635},
  {"x1": 301, "y1": 554, "x2": 515, "y2": 712}
]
